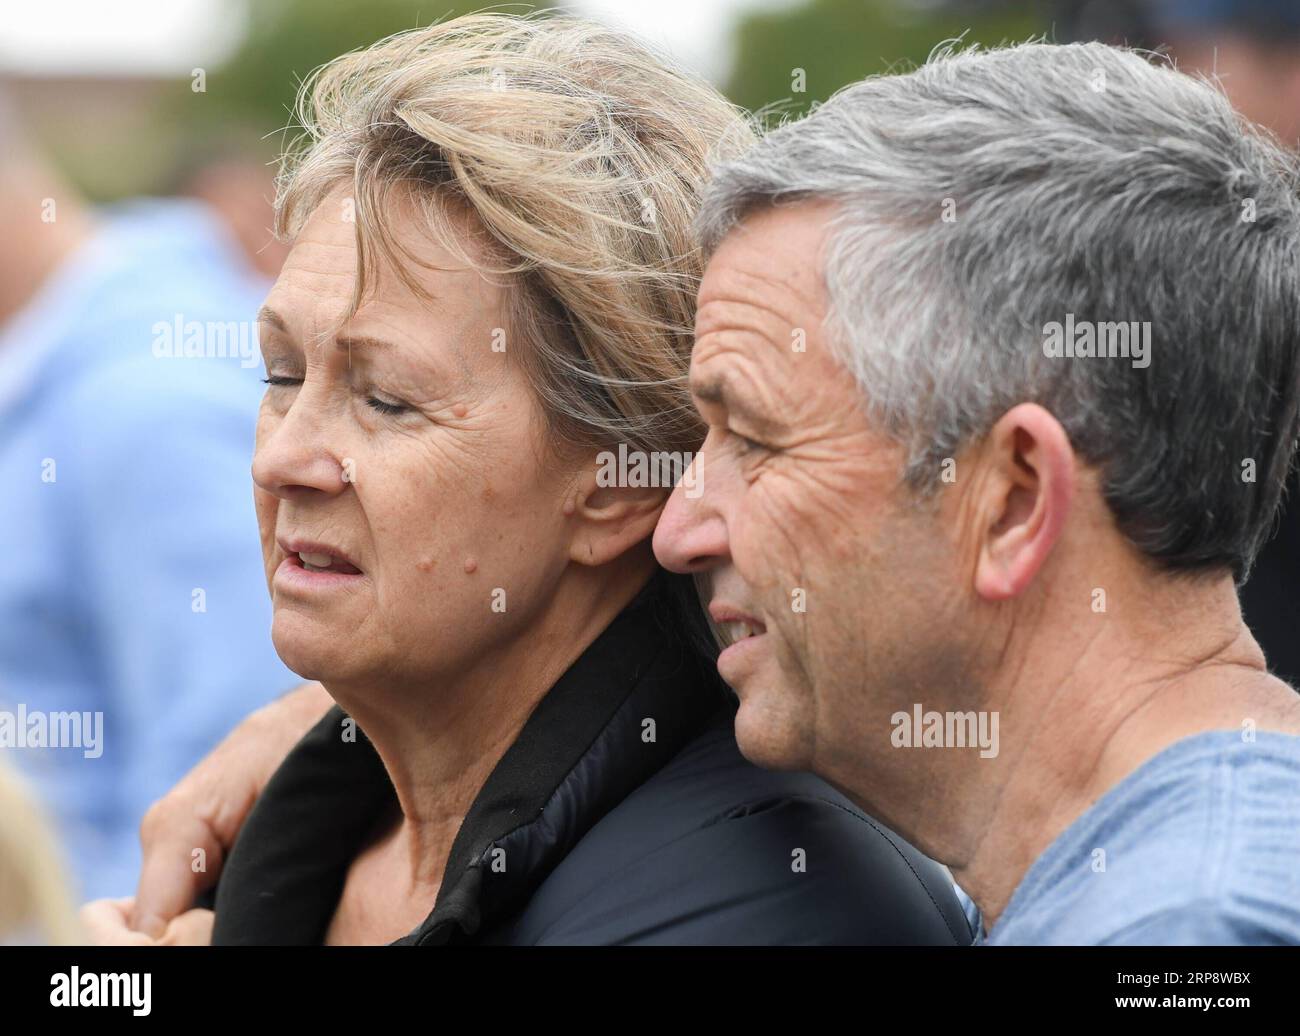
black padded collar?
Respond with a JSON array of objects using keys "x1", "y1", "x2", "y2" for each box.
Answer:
[{"x1": 209, "y1": 570, "x2": 727, "y2": 945}]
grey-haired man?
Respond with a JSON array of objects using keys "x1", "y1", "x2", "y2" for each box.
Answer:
[{"x1": 654, "y1": 41, "x2": 1300, "y2": 945}]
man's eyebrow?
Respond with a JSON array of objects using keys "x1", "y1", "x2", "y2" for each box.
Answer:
[
  {"x1": 692, "y1": 376, "x2": 724, "y2": 405},
  {"x1": 691, "y1": 374, "x2": 781, "y2": 433}
]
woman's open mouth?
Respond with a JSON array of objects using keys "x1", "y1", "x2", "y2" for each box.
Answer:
[
  {"x1": 274, "y1": 554, "x2": 366, "y2": 593},
  {"x1": 293, "y1": 550, "x2": 363, "y2": 575},
  {"x1": 273, "y1": 538, "x2": 366, "y2": 593}
]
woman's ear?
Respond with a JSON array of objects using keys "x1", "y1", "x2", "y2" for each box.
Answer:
[
  {"x1": 565, "y1": 468, "x2": 670, "y2": 567},
  {"x1": 970, "y1": 403, "x2": 1076, "y2": 601}
]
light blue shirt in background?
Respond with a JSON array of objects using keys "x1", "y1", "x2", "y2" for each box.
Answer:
[
  {"x1": 0, "y1": 198, "x2": 297, "y2": 901},
  {"x1": 982, "y1": 729, "x2": 1300, "y2": 945}
]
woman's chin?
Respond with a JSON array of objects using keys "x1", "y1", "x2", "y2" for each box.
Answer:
[
  {"x1": 271, "y1": 616, "x2": 356, "y2": 683},
  {"x1": 273, "y1": 646, "x2": 332, "y2": 684}
]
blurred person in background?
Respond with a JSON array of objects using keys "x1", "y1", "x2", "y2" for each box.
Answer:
[
  {"x1": 163, "y1": 129, "x2": 291, "y2": 282},
  {"x1": 1153, "y1": 0, "x2": 1300, "y2": 149},
  {"x1": 1055, "y1": 0, "x2": 1300, "y2": 689},
  {"x1": 0, "y1": 757, "x2": 206, "y2": 945},
  {"x1": 0, "y1": 759, "x2": 80, "y2": 945},
  {"x1": 1154, "y1": 0, "x2": 1300, "y2": 691},
  {"x1": 0, "y1": 91, "x2": 297, "y2": 902}
]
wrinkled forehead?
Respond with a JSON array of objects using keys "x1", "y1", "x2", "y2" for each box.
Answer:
[
  {"x1": 687, "y1": 201, "x2": 878, "y2": 447},
  {"x1": 271, "y1": 189, "x2": 509, "y2": 344},
  {"x1": 691, "y1": 200, "x2": 842, "y2": 384},
  {"x1": 695, "y1": 200, "x2": 838, "y2": 341}
]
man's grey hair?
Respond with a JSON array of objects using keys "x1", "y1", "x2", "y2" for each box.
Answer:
[{"x1": 697, "y1": 41, "x2": 1300, "y2": 580}]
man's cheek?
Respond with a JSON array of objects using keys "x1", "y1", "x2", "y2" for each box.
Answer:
[
  {"x1": 731, "y1": 490, "x2": 798, "y2": 591},
  {"x1": 751, "y1": 478, "x2": 841, "y2": 580}
]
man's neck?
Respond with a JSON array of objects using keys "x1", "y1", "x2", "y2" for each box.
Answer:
[{"x1": 941, "y1": 572, "x2": 1300, "y2": 931}]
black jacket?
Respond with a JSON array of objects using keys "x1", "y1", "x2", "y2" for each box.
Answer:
[
  {"x1": 1242, "y1": 470, "x2": 1300, "y2": 688},
  {"x1": 208, "y1": 572, "x2": 973, "y2": 945}
]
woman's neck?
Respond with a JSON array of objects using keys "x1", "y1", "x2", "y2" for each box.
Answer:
[{"x1": 323, "y1": 552, "x2": 659, "y2": 893}]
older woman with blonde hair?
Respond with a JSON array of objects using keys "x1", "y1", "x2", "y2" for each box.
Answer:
[{"x1": 85, "y1": 13, "x2": 971, "y2": 946}]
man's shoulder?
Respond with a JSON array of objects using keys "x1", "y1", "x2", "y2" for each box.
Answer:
[
  {"x1": 500, "y1": 717, "x2": 974, "y2": 945},
  {"x1": 559, "y1": 715, "x2": 889, "y2": 863},
  {"x1": 990, "y1": 730, "x2": 1300, "y2": 945}
]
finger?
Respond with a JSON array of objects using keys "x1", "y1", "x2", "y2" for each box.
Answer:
[
  {"x1": 131, "y1": 811, "x2": 224, "y2": 938},
  {"x1": 159, "y1": 908, "x2": 215, "y2": 946},
  {"x1": 80, "y1": 898, "x2": 153, "y2": 946}
]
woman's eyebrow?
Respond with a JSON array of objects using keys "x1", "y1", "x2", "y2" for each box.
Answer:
[
  {"x1": 256, "y1": 305, "x2": 290, "y2": 333},
  {"x1": 334, "y1": 333, "x2": 396, "y2": 353},
  {"x1": 256, "y1": 306, "x2": 397, "y2": 350},
  {"x1": 256, "y1": 305, "x2": 402, "y2": 367}
]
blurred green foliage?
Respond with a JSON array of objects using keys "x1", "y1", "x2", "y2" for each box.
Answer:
[
  {"x1": 165, "y1": 0, "x2": 552, "y2": 158},
  {"x1": 726, "y1": 0, "x2": 1047, "y2": 117},
  {"x1": 37, "y1": 2, "x2": 516, "y2": 200},
  {"x1": 44, "y1": 0, "x2": 1048, "y2": 200}
]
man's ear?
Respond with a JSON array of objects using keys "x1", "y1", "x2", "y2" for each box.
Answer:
[
  {"x1": 566, "y1": 470, "x2": 670, "y2": 568},
  {"x1": 970, "y1": 402, "x2": 1075, "y2": 601}
]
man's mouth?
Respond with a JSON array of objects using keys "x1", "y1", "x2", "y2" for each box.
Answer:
[
  {"x1": 709, "y1": 602, "x2": 768, "y2": 644},
  {"x1": 721, "y1": 619, "x2": 766, "y2": 641}
]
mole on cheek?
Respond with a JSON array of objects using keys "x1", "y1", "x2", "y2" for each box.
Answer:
[
  {"x1": 452, "y1": 403, "x2": 468, "y2": 418},
  {"x1": 416, "y1": 557, "x2": 437, "y2": 573},
  {"x1": 464, "y1": 557, "x2": 478, "y2": 574}
]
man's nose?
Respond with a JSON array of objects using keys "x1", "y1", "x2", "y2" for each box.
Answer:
[{"x1": 653, "y1": 458, "x2": 729, "y2": 573}]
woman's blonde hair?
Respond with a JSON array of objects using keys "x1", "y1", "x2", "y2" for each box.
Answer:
[
  {"x1": 0, "y1": 761, "x2": 80, "y2": 944},
  {"x1": 275, "y1": 12, "x2": 755, "y2": 460}
]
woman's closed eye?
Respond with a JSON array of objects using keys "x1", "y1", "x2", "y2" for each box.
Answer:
[
  {"x1": 364, "y1": 395, "x2": 410, "y2": 416},
  {"x1": 262, "y1": 375, "x2": 412, "y2": 417}
]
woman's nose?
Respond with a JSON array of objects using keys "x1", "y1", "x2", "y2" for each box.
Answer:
[
  {"x1": 251, "y1": 401, "x2": 350, "y2": 500},
  {"x1": 653, "y1": 458, "x2": 729, "y2": 574}
]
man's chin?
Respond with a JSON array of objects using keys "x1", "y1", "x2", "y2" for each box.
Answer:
[{"x1": 731, "y1": 694, "x2": 811, "y2": 772}]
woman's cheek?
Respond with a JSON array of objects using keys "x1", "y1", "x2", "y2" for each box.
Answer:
[
  {"x1": 253, "y1": 490, "x2": 278, "y2": 565},
  {"x1": 253, "y1": 402, "x2": 280, "y2": 445}
]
